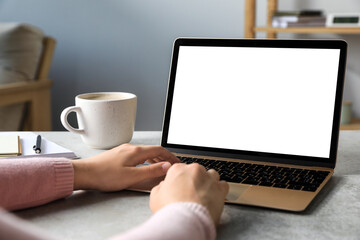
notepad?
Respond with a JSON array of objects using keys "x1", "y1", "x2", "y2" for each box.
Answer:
[
  {"x1": 0, "y1": 135, "x2": 22, "y2": 156},
  {"x1": 0, "y1": 132, "x2": 78, "y2": 159}
]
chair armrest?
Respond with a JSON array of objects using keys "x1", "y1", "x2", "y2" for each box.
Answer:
[{"x1": 0, "y1": 79, "x2": 53, "y2": 106}]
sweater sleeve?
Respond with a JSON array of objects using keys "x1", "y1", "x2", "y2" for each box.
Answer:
[
  {"x1": 111, "y1": 202, "x2": 216, "y2": 240},
  {"x1": 0, "y1": 157, "x2": 74, "y2": 211}
]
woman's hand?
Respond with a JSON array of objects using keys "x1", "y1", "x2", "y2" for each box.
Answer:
[
  {"x1": 71, "y1": 144, "x2": 180, "y2": 191},
  {"x1": 150, "y1": 163, "x2": 229, "y2": 224}
]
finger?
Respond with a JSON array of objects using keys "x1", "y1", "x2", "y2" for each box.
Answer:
[
  {"x1": 151, "y1": 180, "x2": 164, "y2": 194},
  {"x1": 156, "y1": 155, "x2": 180, "y2": 163},
  {"x1": 150, "y1": 182, "x2": 161, "y2": 195},
  {"x1": 129, "y1": 145, "x2": 180, "y2": 165},
  {"x1": 150, "y1": 157, "x2": 162, "y2": 163},
  {"x1": 149, "y1": 182, "x2": 164, "y2": 212},
  {"x1": 219, "y1": 180, "x2": 230, "y2": 196},
  {"x1": 146, "y1": 159, "x2": 157, "y2": 164},
  {"x1": 207, "y1": 169, "x2": 220, "y2": 181},
  {"x1": 147, "y1": 156, "x2": 177, "y2": 164},
  {"x1": 131, "y1": 161, "x2": 172, "y2": 183}
]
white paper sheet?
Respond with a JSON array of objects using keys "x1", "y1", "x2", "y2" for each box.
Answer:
[{"x1": 0, "y1": 132, "x2": 78, "y2": 159}]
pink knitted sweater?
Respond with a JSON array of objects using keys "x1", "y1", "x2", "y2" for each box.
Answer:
[{"x1": 0, "y1": 158, "x2": 215, "y2": 240}]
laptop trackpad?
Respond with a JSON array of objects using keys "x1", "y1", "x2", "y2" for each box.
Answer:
[{"x1": 226, "y1": 183, "x2": 250, "y2": 201}]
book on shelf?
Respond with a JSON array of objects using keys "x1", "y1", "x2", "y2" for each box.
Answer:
[
  {"x1": 273, "y1": 16, "x2": 326, "y2": 28},
  {"x1": 273, "y1": 10, "x2": 323, "y2": 17},
  {"x1": 272, "y1": 10, "x2": 326, "y2": 28}
]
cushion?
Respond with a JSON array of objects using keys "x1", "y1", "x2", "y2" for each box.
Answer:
[{"x1": 0, "y1": 23, "x2": 44, "y2": 130}]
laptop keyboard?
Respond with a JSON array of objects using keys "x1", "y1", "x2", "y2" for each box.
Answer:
[{"x1": 177, "y1": 156, "x2": 330, "y2": 192}]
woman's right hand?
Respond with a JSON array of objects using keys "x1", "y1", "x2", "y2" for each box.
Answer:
[{"x1": 149, "y1": 163, "x2": 229, "y2": 224}]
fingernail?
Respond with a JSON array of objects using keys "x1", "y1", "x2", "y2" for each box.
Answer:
[{"x1": 162, "y1": 162, "x2": 171, "y2": 172}]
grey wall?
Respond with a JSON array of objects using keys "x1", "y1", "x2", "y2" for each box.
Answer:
[
  {"x1": 0, "y1": 0, "x2": 359, "y2": 130},
  {"x1": 0, "y1": 0, "x2": 245, "y2": 130}
]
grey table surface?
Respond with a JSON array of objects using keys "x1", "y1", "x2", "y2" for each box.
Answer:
[{"x1": 14, "y1": 131, "x2": 360, "y2": 240}]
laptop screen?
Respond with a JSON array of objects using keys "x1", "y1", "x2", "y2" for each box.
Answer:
[{"x1": 162, "y1": 39, "x2": 347, "y2": 167}]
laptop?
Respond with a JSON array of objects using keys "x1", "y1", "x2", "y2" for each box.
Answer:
[{"x1": 160, "y1": 38, "x2": 347, "y2": 211}]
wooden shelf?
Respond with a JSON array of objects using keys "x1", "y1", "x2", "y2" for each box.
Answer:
[
  {"x1": 244, "y1": 0, "x2": 360, "y2": 38},
  {"x1": 245, "y1": 0, "x2": 360, "y2": 131},
  {"x1": 255, "y1": 27, "x2": 360, "y2": 34},
  {"x1": 340, "y1": 119, "x2": 360, "y2": 130}
]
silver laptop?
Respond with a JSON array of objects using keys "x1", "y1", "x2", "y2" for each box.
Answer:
[{"x1": 160, "y1": 38, "x2": 347, "y2": 211}]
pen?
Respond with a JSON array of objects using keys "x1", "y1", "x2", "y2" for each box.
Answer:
[{"x1": 33, "y1": 135, "x2": 42, "y2": 154}]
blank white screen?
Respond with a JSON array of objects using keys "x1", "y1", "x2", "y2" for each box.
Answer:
[{"x1": 167, "y1": 46, "x2": 340, "y2": 158}]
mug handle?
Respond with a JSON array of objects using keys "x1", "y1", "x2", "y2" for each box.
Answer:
[{"x1": 60, "y1": 106, "x2": 85, "y2": 134}]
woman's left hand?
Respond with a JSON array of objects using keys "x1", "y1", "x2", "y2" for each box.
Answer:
[{"x1": 71, "y1": 144, "x2": 180, "y2": 191}]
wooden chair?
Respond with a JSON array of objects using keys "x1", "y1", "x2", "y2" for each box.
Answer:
[{"x1": 0, "y1": 37, "x2": 56, "y2": 131}]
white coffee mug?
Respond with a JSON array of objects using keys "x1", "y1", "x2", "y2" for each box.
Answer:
[{"x1": 60, "y1": 92, "x2": 137, "y2": 149}]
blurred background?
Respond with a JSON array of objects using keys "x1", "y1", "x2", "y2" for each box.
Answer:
[{"x1": 0, "y1": 0, "x2": 359, "y2": 130}]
